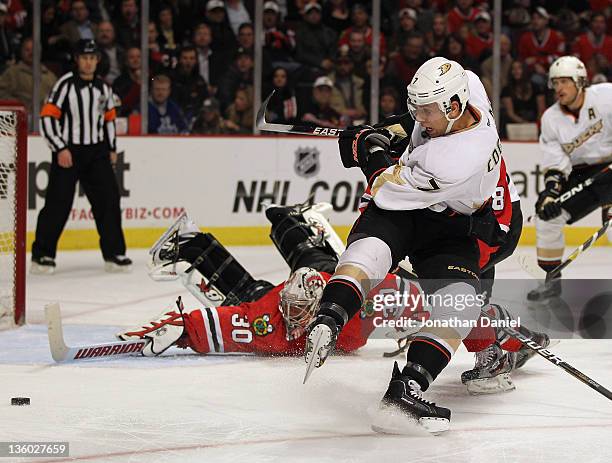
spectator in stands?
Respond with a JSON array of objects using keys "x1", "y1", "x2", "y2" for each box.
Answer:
[
  {"x1": 225, "y1": 0, "x2": 252, "y2": 37},
  {"x1": 466, "y1": 10, "x2": 492, "y2": 61},
  {"x1": 2, "y1": 0, "x2": 27, "y2": 33},
  {"x1": 294, "y1": 3, "x2": 337, "y2": 74},
  {"x1": 148, "y1": 74, "x2": 188, "y2": 134},
  {"x1": 192, "y1": 97, "x2": 229, "y2": 134},
  {"x1": 379, "y1": 86, "x2": 400, "y2": 119},
  {"x1": 572, "y1": 12, "x2": 612, "y2": 72},
  {"x1": 217, "y1": 47, "x2": 254, "y2": 111},
  {"x1": 59, "y1": 0, "x2": 97, "y2": 47},
  {"x1": 225, "y1": 87, "x2": 253, "y2": 133},
  {"x1": 0, "y1": 4, "x2": 16, "y2": 73},
  {"x1": 518, "y1": 7, "x2": 565, "y2": 85},
  {"x1": 112, "y1": 46, "x2": 141, "y2": 117},
  {"x1": 345, "y1": 31, "x2": 370, "y2": 79},
  {"x1": 447, "y1": 0, "x2": 479, "y2": 34},
  {"x1": 387, "y1": 33, "x2": 427, "y2": 88},
  {"x1": 440, "y1": 33, "x2": 480, "y2": 73},
  {"x1": 328, "y1": 49, "x2": 367, "y2": 125},
  {"x1": 41, "y1": 1, "x2": 70, "y2": 76},
  {"x1": 263, "y1": 2, "x2": 296, "y2": 69},
  {"x1": 205, "y1": 0, "x2": 239, "y2": 54},
  {"x1": 192, "y1": 22, "x2": 224, "y2": 95},
  {"x1": 481, "y1": 34, "x2": 512, "y2": 98},
  {"x1": 501, "y1": 61, "x2": 546, "y2": 130},
  {"x1": 97, "y1": 21, "x2": 124, "y2": 85},
  {"x1": 425, "y1": 13, "x2": 447, "y2": 57},
  {"x1": 171, "y1": 45, "x2": 209, "y2": 125},
  {"x1": 338, "y1": 3, "x2": 387, "y2": 57},
  {"x1": 392, "y1": 8, "x2": 418, "y2": 53},
  {"x1": 237, "y1": 22, "x2": 254, "y2": 53},
  {"x1": 300, "y1": 76, "x2": 343, "y2": 129},
  {"x1": 322, "y1": 0, "x2": 350, "y2": 35},
  {"x1": 362, "y1": 55, "x2": 404, "y2": 115},
  {"x1": 0, "y1": 37, "x2": 57, "y2": 120},
  {"x1": 405, "y1": 0, "x2": 434, "y2": 34},
  {"x1": 147, "y1": 21, "x2": 175, "y2": 74},
  {"x1": 157, "y1": 3, "x2": 180, "y2": 51},
  {"x1": 114, "y1": 0, "x2": 140, "y2": 48},
  {"x1": 263, "y1": 66, "x2": 298, "y2": 124}
]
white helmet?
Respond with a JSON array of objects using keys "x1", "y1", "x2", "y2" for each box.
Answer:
[
  {"x1": 279, "y1": 267, "x2": 326, "y2": 339},
  {"x1": 406, "y1": 57, "x2": 470, "y2": 133},
  {"x1": 548, "y1": 56, "x2": 587, "y2": 89}
]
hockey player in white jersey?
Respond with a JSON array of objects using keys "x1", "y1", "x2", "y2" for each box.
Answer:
[
  {"x1": 303, "y1": 57, "x2": 506, "y2": 433},
  {"x1": 529, "y1": 56, "x2": 612, "y2": 301}
]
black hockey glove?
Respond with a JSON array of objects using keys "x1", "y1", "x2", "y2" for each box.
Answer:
[
  {"x1": 536, "y1": 170, "x2": 565, "y2": 221},
  {"x1": 338, "y1": 126, "x2": 393, "y2": 185},
  {"x1": 467, "y1": 203, "x2": 508, "y2": 247}
]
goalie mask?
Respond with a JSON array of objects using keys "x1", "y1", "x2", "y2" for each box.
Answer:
[
  {"x1": 406, "y1": 57, "x2": 469, "y2": 134},
  {"x1": 279, "y1": 267, "x2": 326, "y2": 340}
]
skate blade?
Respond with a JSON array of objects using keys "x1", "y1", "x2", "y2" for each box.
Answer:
[
  {"x1": 303, "y1": 325, "x2": 332, "y2": 384},
  {"x1": 105, "y1": 262, "x2": 133, "y2": 273},
  {"x1": 371, "y1": 405, "x2": 449, "y2": 435},
  {"x1": 465, "y1": 373, "x2": 515, "y2": 395},
  {"x1": 30, "y1": 263, "x2": 55, "y2": 275}
]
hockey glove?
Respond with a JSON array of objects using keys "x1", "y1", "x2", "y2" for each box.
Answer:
[
  {"x1": 468, "y1": 203, "x2": 508, "y2": 247},
  {"x1": 338, "y1": 126, "x2": 394, "y2": 185},
  {"x1": 536, "y1": 170, "x2": 565, "y2": 221}
]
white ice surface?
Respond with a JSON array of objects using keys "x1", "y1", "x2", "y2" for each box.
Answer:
[{"x1": 1, "y1": 246, "x2": 612, "y2": 462}]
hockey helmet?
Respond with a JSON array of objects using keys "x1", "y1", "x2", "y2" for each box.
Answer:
[
  {"x1": 279, "y1": 267, "x2": 326, "y2": 338},
  {"x1": 548, "y1": 56, "x2": 587, "y2": 89},
  {"x1": 406, "y1": 57, "x2": 470, "y2": 131}
]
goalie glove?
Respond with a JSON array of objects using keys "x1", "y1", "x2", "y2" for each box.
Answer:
[
  {"x1": 338, "y1": 126, "x2": 394, "y2": 185},
  {"x1": 536, "y1": 170, "x2": 565, "y2": 221}
]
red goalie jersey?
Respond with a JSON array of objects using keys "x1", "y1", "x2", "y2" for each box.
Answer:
[{"x1": 180, "y1": 273, "x2": 423, "y2": 356}]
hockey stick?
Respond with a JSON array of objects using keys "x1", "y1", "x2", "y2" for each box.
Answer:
[
  {"x1": 479, "y1": 310, "x2": 612, "y2": 401},
  {"x1": 518, "y1": 219, "x2": 611, "y2": 280},
  {"x1": 257, "y1": 90, "x2": 412, "y2": 138},
  {"x1": 45, "y1": 303, "x2": 147, "y2": 363}
]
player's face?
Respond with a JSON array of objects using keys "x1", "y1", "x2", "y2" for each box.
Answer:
[
  {"x1": 77, "y1": 53, "x2": 99, "y2": 78},
  {"x1": 409, "y1": 102, "x2": 448, "y2": 136},
  {"x1": 551, "y1": 77, "x2": 578, "y2": 105}
]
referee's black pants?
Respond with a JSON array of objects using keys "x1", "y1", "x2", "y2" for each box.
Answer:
[{"x1": 32, "y1": 143, "x2": 126, "y2": 260}]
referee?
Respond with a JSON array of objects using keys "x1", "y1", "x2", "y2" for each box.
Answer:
[{"x1": 32, "y1": 39, "x2": 131, "y2": 274}]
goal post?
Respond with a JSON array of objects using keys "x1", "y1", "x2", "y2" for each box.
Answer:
[{"x1": 0, "y1": 101, "x2": 27, "y2": 328}]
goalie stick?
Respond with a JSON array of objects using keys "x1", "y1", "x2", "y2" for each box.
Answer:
[
  {"x1": 257, "y1": 90, "x2": 413, "y2": 138},
  {"x1": 518, "y1": 219, "x2": 611, "y2": 280},
  {"x1": 45, "y1": 303, "x2": 148, "y2": 362}
]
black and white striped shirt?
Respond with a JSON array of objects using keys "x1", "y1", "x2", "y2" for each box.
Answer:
[{"x1": 40, "y1": 71, "x2": 117, "y2": 152}]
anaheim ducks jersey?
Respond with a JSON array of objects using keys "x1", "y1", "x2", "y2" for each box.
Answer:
[
  {"x1": 371, "y1": 71, "x2": 502, "y2": 215},
  {"x1": 540, "y1": 83, "x2": 612, "y2": 177}
]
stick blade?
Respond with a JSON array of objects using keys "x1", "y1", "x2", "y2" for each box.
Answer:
[
  {"x1": 517, "y1": 253, "x2": 546, "y2": 280},
  {"x1": 45, "y1": 302, "x2": 69, "y2": 362},
  {"x1": 256, "y1": 90, "x2": 275, "y2": 129}
]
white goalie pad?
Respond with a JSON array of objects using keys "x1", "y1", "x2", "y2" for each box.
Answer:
[
  {"x1": 180, "y1": 266, "x2": 227, "y2": 308},
  {"x1": 301, "y1": 202, "x2": 346, "y2": 257}
]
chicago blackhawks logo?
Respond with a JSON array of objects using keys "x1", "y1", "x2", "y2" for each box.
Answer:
[{"x1": 252, "y1": 314, "x2": 274, "y2": 336}]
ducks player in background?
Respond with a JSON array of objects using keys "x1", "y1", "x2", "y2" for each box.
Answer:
[{"x1": 529, "y1": 56, "x2": 612, "y2": 302}]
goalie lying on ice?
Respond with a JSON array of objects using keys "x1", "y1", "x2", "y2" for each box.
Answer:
[{"x1": 118, "y1": 205, "x2": 427, "y2": 357}]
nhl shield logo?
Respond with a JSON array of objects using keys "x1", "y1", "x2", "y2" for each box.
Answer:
[{"x1": 294, "y1": 147, "x2": 320, "y2": 178}]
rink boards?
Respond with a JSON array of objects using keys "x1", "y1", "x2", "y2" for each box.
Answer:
[{"x1": 25, "y1": 135, "x2": 608, "y2": 250}]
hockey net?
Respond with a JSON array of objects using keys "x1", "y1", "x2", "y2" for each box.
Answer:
[{"x1": 0, "y1": 103, "x2": 26, "y2": 329}]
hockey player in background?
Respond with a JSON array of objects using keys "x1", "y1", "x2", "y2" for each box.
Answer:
[
  {"x1": 303, "y1": 57, "x2": 509, "y2": 433},
  {"x1": 529, "y1": 56, "x2": 612, "y2": 302}
]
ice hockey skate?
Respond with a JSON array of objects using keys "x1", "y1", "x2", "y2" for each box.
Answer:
[
  {"x1": 461, "y1": 342, "x2": 516, "y2": 395},
  {"x1": 371, "y1": 362, "x2": 451, "y2": 434},
  {"x1": 514, "y1": 332, "x2": 554, "y2": 369},
  {"x1": 527, "y1": 278, "x2": 562, "y2": 303},
  {"x1": 303, "y1": 315, "x2": 339, "y2": 384},
  {"x1": 30, "y1": 256, "x2": 56, "y2": 275}
]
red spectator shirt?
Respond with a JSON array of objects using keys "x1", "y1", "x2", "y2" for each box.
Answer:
[
  {"x1": 572, "y1": 33, "x2": 612, "y2": 67},
  {"x1": 466, "y1": 32, "x2": 493, "y2": 60},
  {"x1": 447, "y1": 7, "x2": 479, "y2": 34},
  {"x1": 338, "y1": 26, "x2": 387, "y2": 57},
  {"x1": 518, "y1": 28, "x2": 566, "y2": 68}
]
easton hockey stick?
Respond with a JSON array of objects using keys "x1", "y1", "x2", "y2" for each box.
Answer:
[
  {"x1": 257, "y1": 90, "x2": 413, "y2": 138},
  {"x1": 45, "y1": 303, "x2": 148, "y2": 362},
  {"x1": 518, "y1": 219, "x2": 611, "y2": 280}
]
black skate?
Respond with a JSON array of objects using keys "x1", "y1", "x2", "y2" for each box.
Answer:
[
  {"x1": 372, "y1": 362, "x2": 451, "y2": 434},
  {"x1": 514, "y1": 332, "x2": 552, "y2": 369},
  {"x1": 303, "y1": 315, "x2": 339, "y2": 384},
  {"x1": 527, "y1": 278, "x2": 561, "y2": 302},
  {"x1": 461, "y1": 342, "x2": 516, "y2": 395}
]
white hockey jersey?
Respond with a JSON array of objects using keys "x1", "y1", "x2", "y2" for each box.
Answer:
[
  {"x1": 371, "y1": 71, "x2": 501, "y2": 215},
  {"x1": 540, "y1": 83, "x2": 612, "y2": 177}
]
